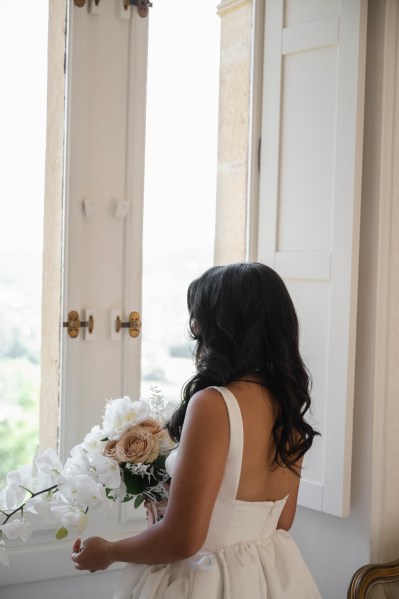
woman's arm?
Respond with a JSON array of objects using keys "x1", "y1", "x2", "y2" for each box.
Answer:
[
  {"x1": 276, "y1": 457, "x2": 303, "y2": 531},
  {"x1": 71, "y1": 388, "x2": 230, "y2": 571},
  {"x1": 276, "y1": 486, "x2": 299, "y2": 531}
]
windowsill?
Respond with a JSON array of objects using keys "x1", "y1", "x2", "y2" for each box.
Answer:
[{"x1": 0, "y1": 503, "x2": 147, "y2": 587}]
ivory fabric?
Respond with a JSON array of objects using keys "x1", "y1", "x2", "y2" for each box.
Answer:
[{"x1": 112, "y1": 386, "x2": 321, "y2": 598}]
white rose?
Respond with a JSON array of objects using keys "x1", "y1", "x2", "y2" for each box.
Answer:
[
  {"x1": 102, "y1": 396, "x2": 151, "y2": 440},
  {"x1": 82, "y1": 425, "x2": 107, "y2": 453}
]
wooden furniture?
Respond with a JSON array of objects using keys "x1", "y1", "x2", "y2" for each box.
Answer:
[{"x1": 347, "y1": 559, "x2": 399, "y2": 598}]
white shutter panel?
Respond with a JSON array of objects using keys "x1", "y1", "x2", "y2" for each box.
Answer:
[
  {"x1": 257, "y1": 0, "x2": 367, "y2": 516},
  {"x1": 62, "y1": 1, "x2": 148, "y2": 454}
]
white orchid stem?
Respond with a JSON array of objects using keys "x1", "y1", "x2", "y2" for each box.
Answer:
[{"x1": 1, "y1": 484, "x2": 59, "y2": 526}]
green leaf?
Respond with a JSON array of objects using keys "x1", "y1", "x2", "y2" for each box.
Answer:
[
  {"x1": 134, "y1": 494, "x2": 146, "y2": 509},
  {"x1": 154, "y1": 454, "x2": 167, "y2": 470},
  {"x1": 122, "y1": 494, "x2": 135, "y2": 503},
  {"x1": 105, "y1": 487, "x2": 117, "y2": 501},
  {"x1": 55, "y1": 527, "x2": 68, "y2": 540},
  {"x1": 123, "y1": 469, "x2": 147, "y2": 495}
]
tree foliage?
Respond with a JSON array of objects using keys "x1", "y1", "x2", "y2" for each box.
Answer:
[{"x1": 0, "y1": 357, "x2": 40, "y2": 490}]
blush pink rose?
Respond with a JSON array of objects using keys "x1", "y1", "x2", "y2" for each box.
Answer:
[
  {"x1": 113, "y1": 421, "x2": 161, "y2": 464},
  {"x1": 103, "y1": 439, "x2": 118, "y2": 459}
]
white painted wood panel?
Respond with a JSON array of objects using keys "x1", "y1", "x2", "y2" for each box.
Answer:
[
  {"x1": 257, "y1": 0, "x2": 367, "y2": 516},
  {"x1": 61, "y1": 0, "x2": 147, "y2": 454},
  {"x1": 282, "y1": 16, "x2": 339, "y2": 55},
  {"x1": 284, "y1": 0, "x2": 339, "y2": 27},
  {"x1": 274, "y1": 252, "x2": 331, "y2": 280}
]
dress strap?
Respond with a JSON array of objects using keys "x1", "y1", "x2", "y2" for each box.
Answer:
[{"x1": 211, "y1": 386, "x2": 243, "y2": 500}]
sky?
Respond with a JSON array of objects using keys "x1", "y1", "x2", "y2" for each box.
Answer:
[
  {"x1": 143, "y1": 0, "x2": 220, "y2": 256},
  {"x1": 141, "y1": 1, "x2": 221, "y2": 395}
]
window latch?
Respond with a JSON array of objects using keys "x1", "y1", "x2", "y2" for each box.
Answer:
[
  {"x1": 63, "y1": 310, "x2": 94, "y2": 339},
  {"x1": 115, "y1": 311, "x2": 141, "y2": 338}
]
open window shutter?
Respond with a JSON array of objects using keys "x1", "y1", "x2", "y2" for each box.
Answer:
[
  {"x1": 62, "y1": 2, "x2": 148, "y2": 453},
  {"x1": 257, "y1": 0, "x2": 367, "y2": 516}
]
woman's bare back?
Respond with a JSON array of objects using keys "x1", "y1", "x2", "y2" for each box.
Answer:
[{"x1": 227, "y1": 379, "x2": 302, "y2": 529}]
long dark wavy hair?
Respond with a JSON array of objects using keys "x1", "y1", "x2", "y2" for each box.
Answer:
[{"x1": 167, "y1": 262, "x2": 319, "y2": 471}]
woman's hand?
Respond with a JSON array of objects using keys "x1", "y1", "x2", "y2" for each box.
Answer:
[{"x1": 71, "y1": 536, "x2": 114, "y2": 572}]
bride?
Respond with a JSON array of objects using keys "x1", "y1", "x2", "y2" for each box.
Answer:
[{"x1": 71, "y1": 261, "x2": 322, "y2": 598}]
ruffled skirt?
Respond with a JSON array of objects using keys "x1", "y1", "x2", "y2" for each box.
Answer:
[{"x1": 112, "y1": 530, "x2": 321, "y2": 599}]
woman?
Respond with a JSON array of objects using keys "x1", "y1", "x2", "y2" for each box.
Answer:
[{"x1": 71, "y1": 262, "x2": 322, "y2": 598}]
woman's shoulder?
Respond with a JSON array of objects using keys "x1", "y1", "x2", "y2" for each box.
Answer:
[
  {"x1": 185, "y1": 386, "x2": 229, "y2": 420},
  {"x1": 180, "y1": 387, "x2": 231, "y2": 446},
  {"x1": 175, "y1": 387, "x2": 230, "y2": 480}
]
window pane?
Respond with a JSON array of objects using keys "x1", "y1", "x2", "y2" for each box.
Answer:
[
  {"x1": 141, "y1": 2, "x2": 220, "y2": 403},
  {"x1": 0, "y1": 3, "x2": 49, "y2": 487}
]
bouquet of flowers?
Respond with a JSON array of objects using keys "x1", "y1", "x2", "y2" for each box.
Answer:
[{"x1": 0, "y1": 388, "x2": 177, "y2": 567}]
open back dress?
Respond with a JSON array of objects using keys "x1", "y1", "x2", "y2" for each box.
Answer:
[{"x1": 112, "y1": 386, "x2": 322, "y2": 599}]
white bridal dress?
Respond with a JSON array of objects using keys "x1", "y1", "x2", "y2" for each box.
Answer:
[{"x1": 112, "y1": 386, "x2": 321, "y2": 599}]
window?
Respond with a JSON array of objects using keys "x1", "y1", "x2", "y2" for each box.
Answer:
[
  {"x1": 0, "y1": 0, "x2": 221, "y2": 587},
  {"x1": 0, "y1": 2, "x2": 49, "y2": 487},
  {"x1": 141, "y1": 0, "x2": 220, "y2": 402}
]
